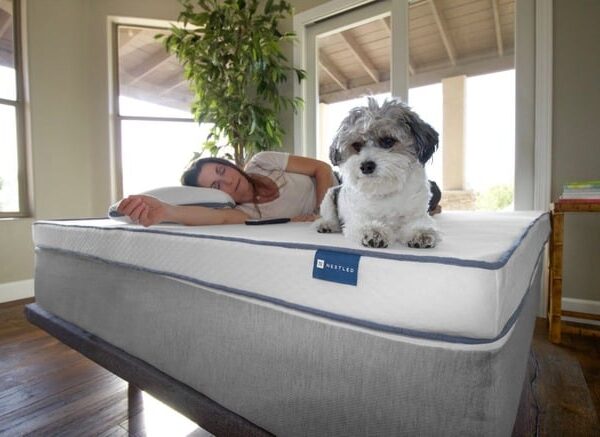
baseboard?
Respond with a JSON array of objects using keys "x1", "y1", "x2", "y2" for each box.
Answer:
[
  {"x1": 562, "y1": 297, "x2": 600, "y2": 327},
  {"x1": 0, "y1": 279, "x2": 34, "y2": 304}
]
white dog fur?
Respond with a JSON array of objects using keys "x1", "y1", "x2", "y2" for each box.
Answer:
[{"x1": 315, "y1": 98, "x2": 440, "y2": 249}]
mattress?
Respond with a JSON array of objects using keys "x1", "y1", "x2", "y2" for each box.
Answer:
[
  {"x1": 32, "y1": 211, "x2": 550, "y2": 436},
  {"x1": 33, "y1": 211, "x2": 549, "y2": 343}
]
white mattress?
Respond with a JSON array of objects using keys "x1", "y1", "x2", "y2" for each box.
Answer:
[{"x1": 33, "y1": 211, "x2": 549, "y2": 343}]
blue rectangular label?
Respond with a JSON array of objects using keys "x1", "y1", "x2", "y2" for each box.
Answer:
[{"x1": 312, "y1": 250, "x2": 360, "y2": 286}]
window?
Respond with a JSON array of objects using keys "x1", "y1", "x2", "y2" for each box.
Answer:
[
  {"x1": 302, "y1": 0, "x2": 516, "y2": 210},
  {"x1": 114, "y1": 24, "x2": 212, "y2": 196},
  {"x1": 0, "y1": 0, "x2": 27, "y2": 216}
]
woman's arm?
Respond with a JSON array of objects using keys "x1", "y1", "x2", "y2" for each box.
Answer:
[
  {"x1": 117, "y1": 195, "x2": 249, "y2": 227},
  {"x1": 285, "y1": 155, "x2": 335, "y2": 210}
]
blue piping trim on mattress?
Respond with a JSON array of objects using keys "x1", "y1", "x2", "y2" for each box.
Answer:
[
  {"x1": 33, "y1": 212, "x2": 550, "y2": 271},
  {"x1": 35, "y1": 242, "x2": 547, "y2": 345}
]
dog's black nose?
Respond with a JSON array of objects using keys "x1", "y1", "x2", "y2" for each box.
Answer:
[{"x1": 360, "y1": 160, "x2": 376, "y2": 174}]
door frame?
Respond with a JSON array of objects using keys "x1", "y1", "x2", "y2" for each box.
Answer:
[
  {"x1": 293, "y1": 0, "x2": 409, "y2": 158},
  {"x1": 302, "y1": 0, "x2": 398, "y2": 159}
]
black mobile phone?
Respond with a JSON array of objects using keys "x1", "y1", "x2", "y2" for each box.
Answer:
[{"x1": 245, "y1": 218, "x2": 291, "y2": 225}]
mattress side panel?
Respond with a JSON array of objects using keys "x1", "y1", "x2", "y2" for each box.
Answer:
[
  {"x1": 34, "y1": 249, "x2": 536, "y2": 436},
  {"x1": 496, "y1": 213, "x2": 550, "y2": 334}
]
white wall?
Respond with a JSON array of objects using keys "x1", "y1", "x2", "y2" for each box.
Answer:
[{"x1": 552, "y1": 0, "x2": 600, "y2": 302}]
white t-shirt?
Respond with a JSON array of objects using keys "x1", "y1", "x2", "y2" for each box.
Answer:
[{"x1": 236, "y1": 152, "x2": 318, "y2": 219}]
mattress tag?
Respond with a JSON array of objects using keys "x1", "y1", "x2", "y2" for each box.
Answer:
[{"x1": 312, "y1": 250, "x2": 360, "y2": 286}]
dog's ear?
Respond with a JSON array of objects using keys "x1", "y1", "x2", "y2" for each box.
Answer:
[
  {"x1": 329, "y1": 106, "x2": 367, "y2": 166},
  {"x1": 329, "y1": 136, "x2": 342, "y2": 166},
  {"x1": 405, "y1": 111, "x2": 439, "y2": 164}
]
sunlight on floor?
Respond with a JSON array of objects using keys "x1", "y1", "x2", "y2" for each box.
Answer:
[{"x1": 137, "y1": 391, "x2": 213, "y2": 437}]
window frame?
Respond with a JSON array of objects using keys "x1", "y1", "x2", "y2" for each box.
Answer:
[
  {"x1": 293, "y1": 0, "x2": 408, "y2": 158},
  {"x1": 110, "y1": 21, "x2": 198, "y2": 200},
  {"x1": 0, "y1": 0, "x2": 29, "y2": 218}
]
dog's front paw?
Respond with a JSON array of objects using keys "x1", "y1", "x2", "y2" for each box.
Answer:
[
  {"x1": 314, "y1": 219, "x2": 341, "y2": 234},
  {"x1": 361, "y1": 229, "x2": 389, "y2": 248},
  {"x1": 407, "y1": 229, "x2": 439, "y2": 249}
]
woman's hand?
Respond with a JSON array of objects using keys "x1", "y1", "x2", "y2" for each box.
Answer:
[{"x1": 117, "y1": 195, "x2": 171, "y2": 227}]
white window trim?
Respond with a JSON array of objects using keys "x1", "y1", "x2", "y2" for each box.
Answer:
[
  {"x1": 0, "y1": 0, "x2": 30, "y2": 218},
  {"x1": 534, "y1": 0, "x2": 552, "y2": 318},
  {"x1": 293, "y1": 0, "x2": 409, "y2": 157},
  {"x1": 107, "y1": 17, "x2": 196, "y2": 201},
  {"x1": 534, "y1": 0, "x2": 552, "y2": 212}
]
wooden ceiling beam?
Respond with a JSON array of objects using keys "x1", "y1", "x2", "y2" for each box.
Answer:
[
  {"x1": 127, "y1": 50, "x2": 172, "y2": 85},
  {"x1": 491, "y1": 0, "x2": 504, "y2": 56},
  {"x1": 0, "y1": 0, "x2": 11, "y2": 14},
  {"x1": 339, "y1": 30, "x2": 379, "y2": 83},
  {"x1": 118, "y1": 28, "x2": 149, "y2": 57},
  {"x1": 0, "y1": 14, "x2": 11, "y2": 39},
  {"x1": 321, "y1": 50, "x2": 515, "y2": 104},
  {"x1": 320, "y1": 80, "x2": 390, "y2": 104},
  {"x1": 428, "y1": 0, "x2": 457, "y2": 66},
  {"x1": 159, "y1": 73, "x2": 188, "y2": 96},
  {"x1": 381, "y1": 17, "x2": 415, "y2": 76},
  {"x1": 319, "y1": 51, "x2": 349, "y2": 91}
]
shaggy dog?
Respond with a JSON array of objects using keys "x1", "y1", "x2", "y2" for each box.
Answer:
[{"x1": 315, "y1": 98, "x2": 440, "y2": 249}]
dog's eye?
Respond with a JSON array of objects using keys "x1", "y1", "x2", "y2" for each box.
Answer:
[
  {"x1": 379, "y1": 137, "x2": 396, "y2": 149},
  {"x1": 351, "y1": 141, "x2": 364, "y2": 152}
]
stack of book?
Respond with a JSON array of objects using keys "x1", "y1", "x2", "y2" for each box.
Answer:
[{"x1": 559, "y1": 180, "x2": 600, "y2": 203}]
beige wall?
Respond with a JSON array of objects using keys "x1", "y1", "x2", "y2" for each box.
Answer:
[
  {"x1": 1, "y1": 0, "x2": 598, "y2": 305},
  {"x1": 552, "y1": 0, "x2": 600, "y2": 301}
]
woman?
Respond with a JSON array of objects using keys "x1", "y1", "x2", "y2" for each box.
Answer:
[{"x1": 117, "y1": 151, "x2": 335, "y2": 227}]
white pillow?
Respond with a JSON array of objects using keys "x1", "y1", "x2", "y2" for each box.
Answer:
[{"x1": 108, "y1": 186, "x2": 235, "y2": 223}]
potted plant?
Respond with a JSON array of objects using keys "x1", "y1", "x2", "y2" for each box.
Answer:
[{"x1": 159, "y1": 0, "x2": 306, "y2": 166}]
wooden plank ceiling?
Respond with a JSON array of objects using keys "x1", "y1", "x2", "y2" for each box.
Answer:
[
  {"x1": 0, "y1": 1, "x2": 14, "y2": 70},
  {"x1": 318, "y1": 0, "x2": 515, "y2": 103}
]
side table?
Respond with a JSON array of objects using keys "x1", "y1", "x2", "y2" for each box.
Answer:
[{"x1": 548, "y1": 199, "x2": 600, "y2": 343}]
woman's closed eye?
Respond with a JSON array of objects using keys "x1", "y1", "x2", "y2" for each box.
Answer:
[
  {"x1": 211, "y1": 181, "x2": 221, "y2": 189},
  {"x1": 216, "y1": 165, "x2": 225, "y2": 176}
]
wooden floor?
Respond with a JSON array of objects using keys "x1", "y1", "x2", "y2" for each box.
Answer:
[{"x1": 1, "y1": 299, "x2": 599, "y2": 436}]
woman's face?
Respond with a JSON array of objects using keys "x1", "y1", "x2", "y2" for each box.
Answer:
[{"x1": 197, "y1": 163, "x2": 253, "y2": 203}]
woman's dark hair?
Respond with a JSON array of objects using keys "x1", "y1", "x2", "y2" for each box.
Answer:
[
  {"x1": 181, "y1": 157, "x2": 247, "y2": 187},
  {"x1": 181, "y1": 156, "x2": 278, "y2": 207}
]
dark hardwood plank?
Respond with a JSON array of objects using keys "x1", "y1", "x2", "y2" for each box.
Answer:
[
  {"x1": 560, "y1": 322, "x2": 600, "y2": 420},
  {"x1": 0, "y1": 356, "x2": 102, "y2": 416},
  {"x1": 0, "y1": 372, "x2": 125, "y2": 435},
  {"x1": 0, "y1": 297, "x2": 34, "y2": 309},
  {"x1": 526, "y1": 318, "x2": 600, "y2": 435}
]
